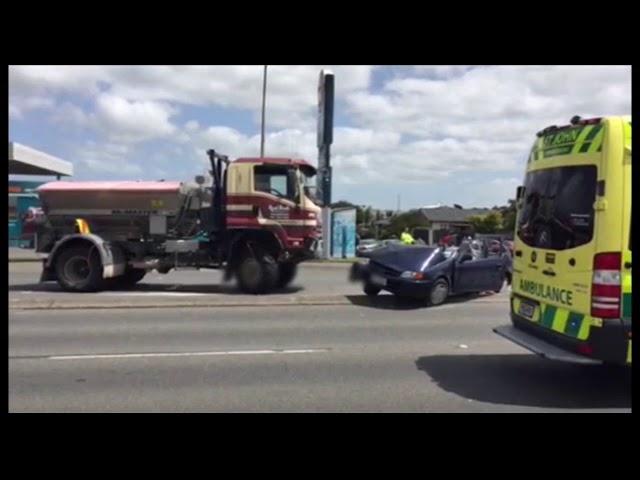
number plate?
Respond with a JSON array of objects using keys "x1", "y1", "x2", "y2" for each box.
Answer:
[
  {"x1": 370, "y1": 273, "x2": 387, "y2": 287},
  {"x1": 518, "y1": 300, "x2": 536, "y2": 319}
]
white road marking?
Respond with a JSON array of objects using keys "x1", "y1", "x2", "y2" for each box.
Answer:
[
  {"x1": 48, "y1": 348, "x2": 329, "y2": 361},
  {"x1": 12, "y1": 290, "x2": 208, "y2": 297},
  {"x1": 98, "y1": 291, "x2": 208, "y2": 297}
]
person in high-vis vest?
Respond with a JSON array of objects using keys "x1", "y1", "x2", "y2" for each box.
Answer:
[{"x1": 401, "y1": 228, "x2": 415, "y2": 245}]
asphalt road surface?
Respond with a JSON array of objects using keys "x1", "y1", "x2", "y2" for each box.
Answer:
[
  {"x1": 9, "y1": 294, "x2": 631, "y2": 412},
  {"x1": 9, "y1": 261, "x2": 363, "y2": 308}
]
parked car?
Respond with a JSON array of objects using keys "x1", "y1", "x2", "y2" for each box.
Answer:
[
  {"x1": 20, "y1": 206, "x2": 45, "y2": 249},
  {"x1": 349, "y1": 241, "x2": 511, "y2": 306},
  {"x1": 356, "y1": 238, "x2": 403, "y2": 257},
  {"x1": 356, "y1": 239, "x2": 380, "y2": 257}
]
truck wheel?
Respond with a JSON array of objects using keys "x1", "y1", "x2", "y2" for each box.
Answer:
[
  {"x1": 237, "y1": 253, "x2": 278, "y2": 294},
  {"x1": 108, "y1": 268, "x2": 146, "y2": 289},
  {"x1": 428, "y1": 278, "x2": 449, "y2": 306},
  {"x1": 122, "y1": 268, "x2": 146, "y2": 285},
  {"x1": 55, "y1": 244, "x2": 104, "y2": 292},
  {"x1": 277, "y1": 262, "x2": 298, "y2": 288},
  {"x1": 364, "y1": 284, "x2": 380, "y2": 296}
]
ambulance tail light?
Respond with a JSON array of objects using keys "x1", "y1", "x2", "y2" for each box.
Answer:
[{"x1": 591, "y1": 252, "x2": 621, "y2": 319}]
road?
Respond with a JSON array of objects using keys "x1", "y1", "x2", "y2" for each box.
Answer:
[
  {"x1": 9, "y1": 285, "x2": 631, "y2": 412},
  {"x1": 9, "y1": 261, "x2": 363, "y2": 309}
]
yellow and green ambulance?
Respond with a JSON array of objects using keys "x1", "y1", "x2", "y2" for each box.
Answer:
[{"x1": 495, "y1": 115, "x2": 631, "y2": 366}]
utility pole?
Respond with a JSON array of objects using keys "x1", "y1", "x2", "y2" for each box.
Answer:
[
  {"x1": 260, "y1": 65, "x2": 268, "y2": 157},
  {"x1": 317, "y1": 70, "x2": 335, "y2": 259}
]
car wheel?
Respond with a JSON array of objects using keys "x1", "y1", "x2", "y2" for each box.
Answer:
[
  {"x1": 428, "y1": 278, "x2": 449, "y2": 306},
  {"x1": 364, "y1": 284, "x2": 380, "y2": 296}
]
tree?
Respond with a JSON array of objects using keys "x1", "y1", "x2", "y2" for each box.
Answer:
[
  {"x1": 331, "y1": 200, "x2": 356, "y2": 210},
  {"x1": 382, "y1": 209, "x2": 431, "y2": 238},
  {"x1": 467, "y1": 212, "x2": 503, "y2": 234},
  {"x1": 499, "y1": 199, "x2": 517, "y2": 234}
]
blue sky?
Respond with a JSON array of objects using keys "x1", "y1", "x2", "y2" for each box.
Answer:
[{"x1": 9, "y1": 65, "x2": 631, "y2": 210}]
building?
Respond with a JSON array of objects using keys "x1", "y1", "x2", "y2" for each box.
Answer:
[
  {"x1": 9, "y1": 142, "x2": 73, "y2": 247},
  {"x1": 418, "y1": 205, "x2": 494, "y2": 245}
]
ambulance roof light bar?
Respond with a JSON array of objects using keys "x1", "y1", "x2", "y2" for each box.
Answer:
[{"x1": 536, "y1": 116, "x2": 603, "y2": 137}]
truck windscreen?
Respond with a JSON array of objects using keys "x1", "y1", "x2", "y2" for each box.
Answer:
[
  {"x1": 517, "y1": 165, "x2": 597, "y2": 250},
  {"x1": 303, "y1": 173, "x2": 318, "y2": 202},
  {"x1": 254, "y1": 165, "x2": 297, "y2": 201}
]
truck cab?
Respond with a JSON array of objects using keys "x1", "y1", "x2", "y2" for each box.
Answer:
[{"x1": 226, "y1": 157, "x2": 321, "y2": 260}]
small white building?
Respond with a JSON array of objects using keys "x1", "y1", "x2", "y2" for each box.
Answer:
[{"x1": 419, "y1": 205, "x2": 493, "y2": 244}]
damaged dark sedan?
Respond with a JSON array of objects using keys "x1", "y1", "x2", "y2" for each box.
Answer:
[{"x1": 349, "y1": 242, "x2": 510, "y2": 306}]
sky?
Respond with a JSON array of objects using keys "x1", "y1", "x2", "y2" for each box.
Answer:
[{"x1": 9, "y1": 65, "x2": 631, "y2": 210}]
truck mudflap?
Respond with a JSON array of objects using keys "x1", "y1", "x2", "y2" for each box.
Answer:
[
  {"x1": 493, "y1": 325, "x2": 603, "y2": 365},
  {"x1": 42, "y1": 234, "x2": 126, "y2": 281}
]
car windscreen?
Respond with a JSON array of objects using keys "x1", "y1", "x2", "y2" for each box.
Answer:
[
  {"x1": 419, "y1": 248, "x2": 447, "y2": 268},
  {"x1": 517, "y1": 165, "x2": 597, "y2": 250}
]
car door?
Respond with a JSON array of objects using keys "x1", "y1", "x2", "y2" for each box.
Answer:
[
  {"x1": 453, "y1": 250, "x2": 479, "y2": 293},
  {"x1": 472, "y1": 256, "x2": 504, "y2": 291}
]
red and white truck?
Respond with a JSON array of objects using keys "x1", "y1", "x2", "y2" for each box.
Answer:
[{"x1": 35, "y1": 150, "x2": 322, "y2": 294}]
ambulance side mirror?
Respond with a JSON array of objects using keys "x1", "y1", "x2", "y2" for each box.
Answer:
[{"x1": 515, "y1": 185, "x2": 525, "y2": 209}]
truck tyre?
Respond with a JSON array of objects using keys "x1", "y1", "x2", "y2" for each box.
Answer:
[
  {"x1": 55, "y1": 244, "x2": 105, "y2": 292},
  {"x1": 107, "y1": 268, "x2": 147, "y2": 289},
  {"x1": 277, "y1": 262, "x2": 298, "y2": 288},
  {"x1": 237, "y1": 252, "x2": 278, "y2": 294},
  {"x1": 120, "y1": 268, "x2": 147, "y2": 286}
]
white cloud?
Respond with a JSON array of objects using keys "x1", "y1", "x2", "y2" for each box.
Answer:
[
  {"x1": 8, "y1": 65, "x2": 631, "y2": 208},
  {"x1": 49, "y1": 102, "x2": 91, "y2": 127},
  {"x1": 9, "y1": 95, "x2": 56, "y2": 119},
  {"x1": 347, "y1": 65, "x2": 631, "y2": 141},
  {"x1": 9, "y1": 65, "x2": 373, "y2": 131},
  {"x1": 185, "y1": 120, "x2": 199, "y2": 131},
  {"x1": 94, "y1": 93, "x2": 177, "y2": 142},
  {"x1": 74, "y1": 141, "x2": 143, "y2": 176}
]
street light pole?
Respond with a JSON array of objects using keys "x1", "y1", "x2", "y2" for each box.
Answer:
[{"x1": 260, "y1": 65, "x2": 268, "y2": 157}]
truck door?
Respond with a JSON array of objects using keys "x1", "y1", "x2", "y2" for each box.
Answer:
[{"x1": 254, "y1": 165, "x2": 296, "y2": 222}]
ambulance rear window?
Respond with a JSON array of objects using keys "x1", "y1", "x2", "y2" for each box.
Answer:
[{"x1": 517, "y1": 165, "x2": 597, "y2": 250}]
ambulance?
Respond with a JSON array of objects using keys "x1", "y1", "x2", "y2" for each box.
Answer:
[{"x1": 495, "y1": 115, "x2": 631, "y2": 366}]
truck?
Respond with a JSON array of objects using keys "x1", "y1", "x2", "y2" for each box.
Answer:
[
  {"x1": 494, "y1": 115, "x2": 631, "y2": 366},
  {"x1": 35, "y1": 150, "x2": 322, "y2": 294}
]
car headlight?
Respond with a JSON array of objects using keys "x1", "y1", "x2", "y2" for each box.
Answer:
[{"x1": 400, "y1": 271, "x2": 425, "y2": 280}]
